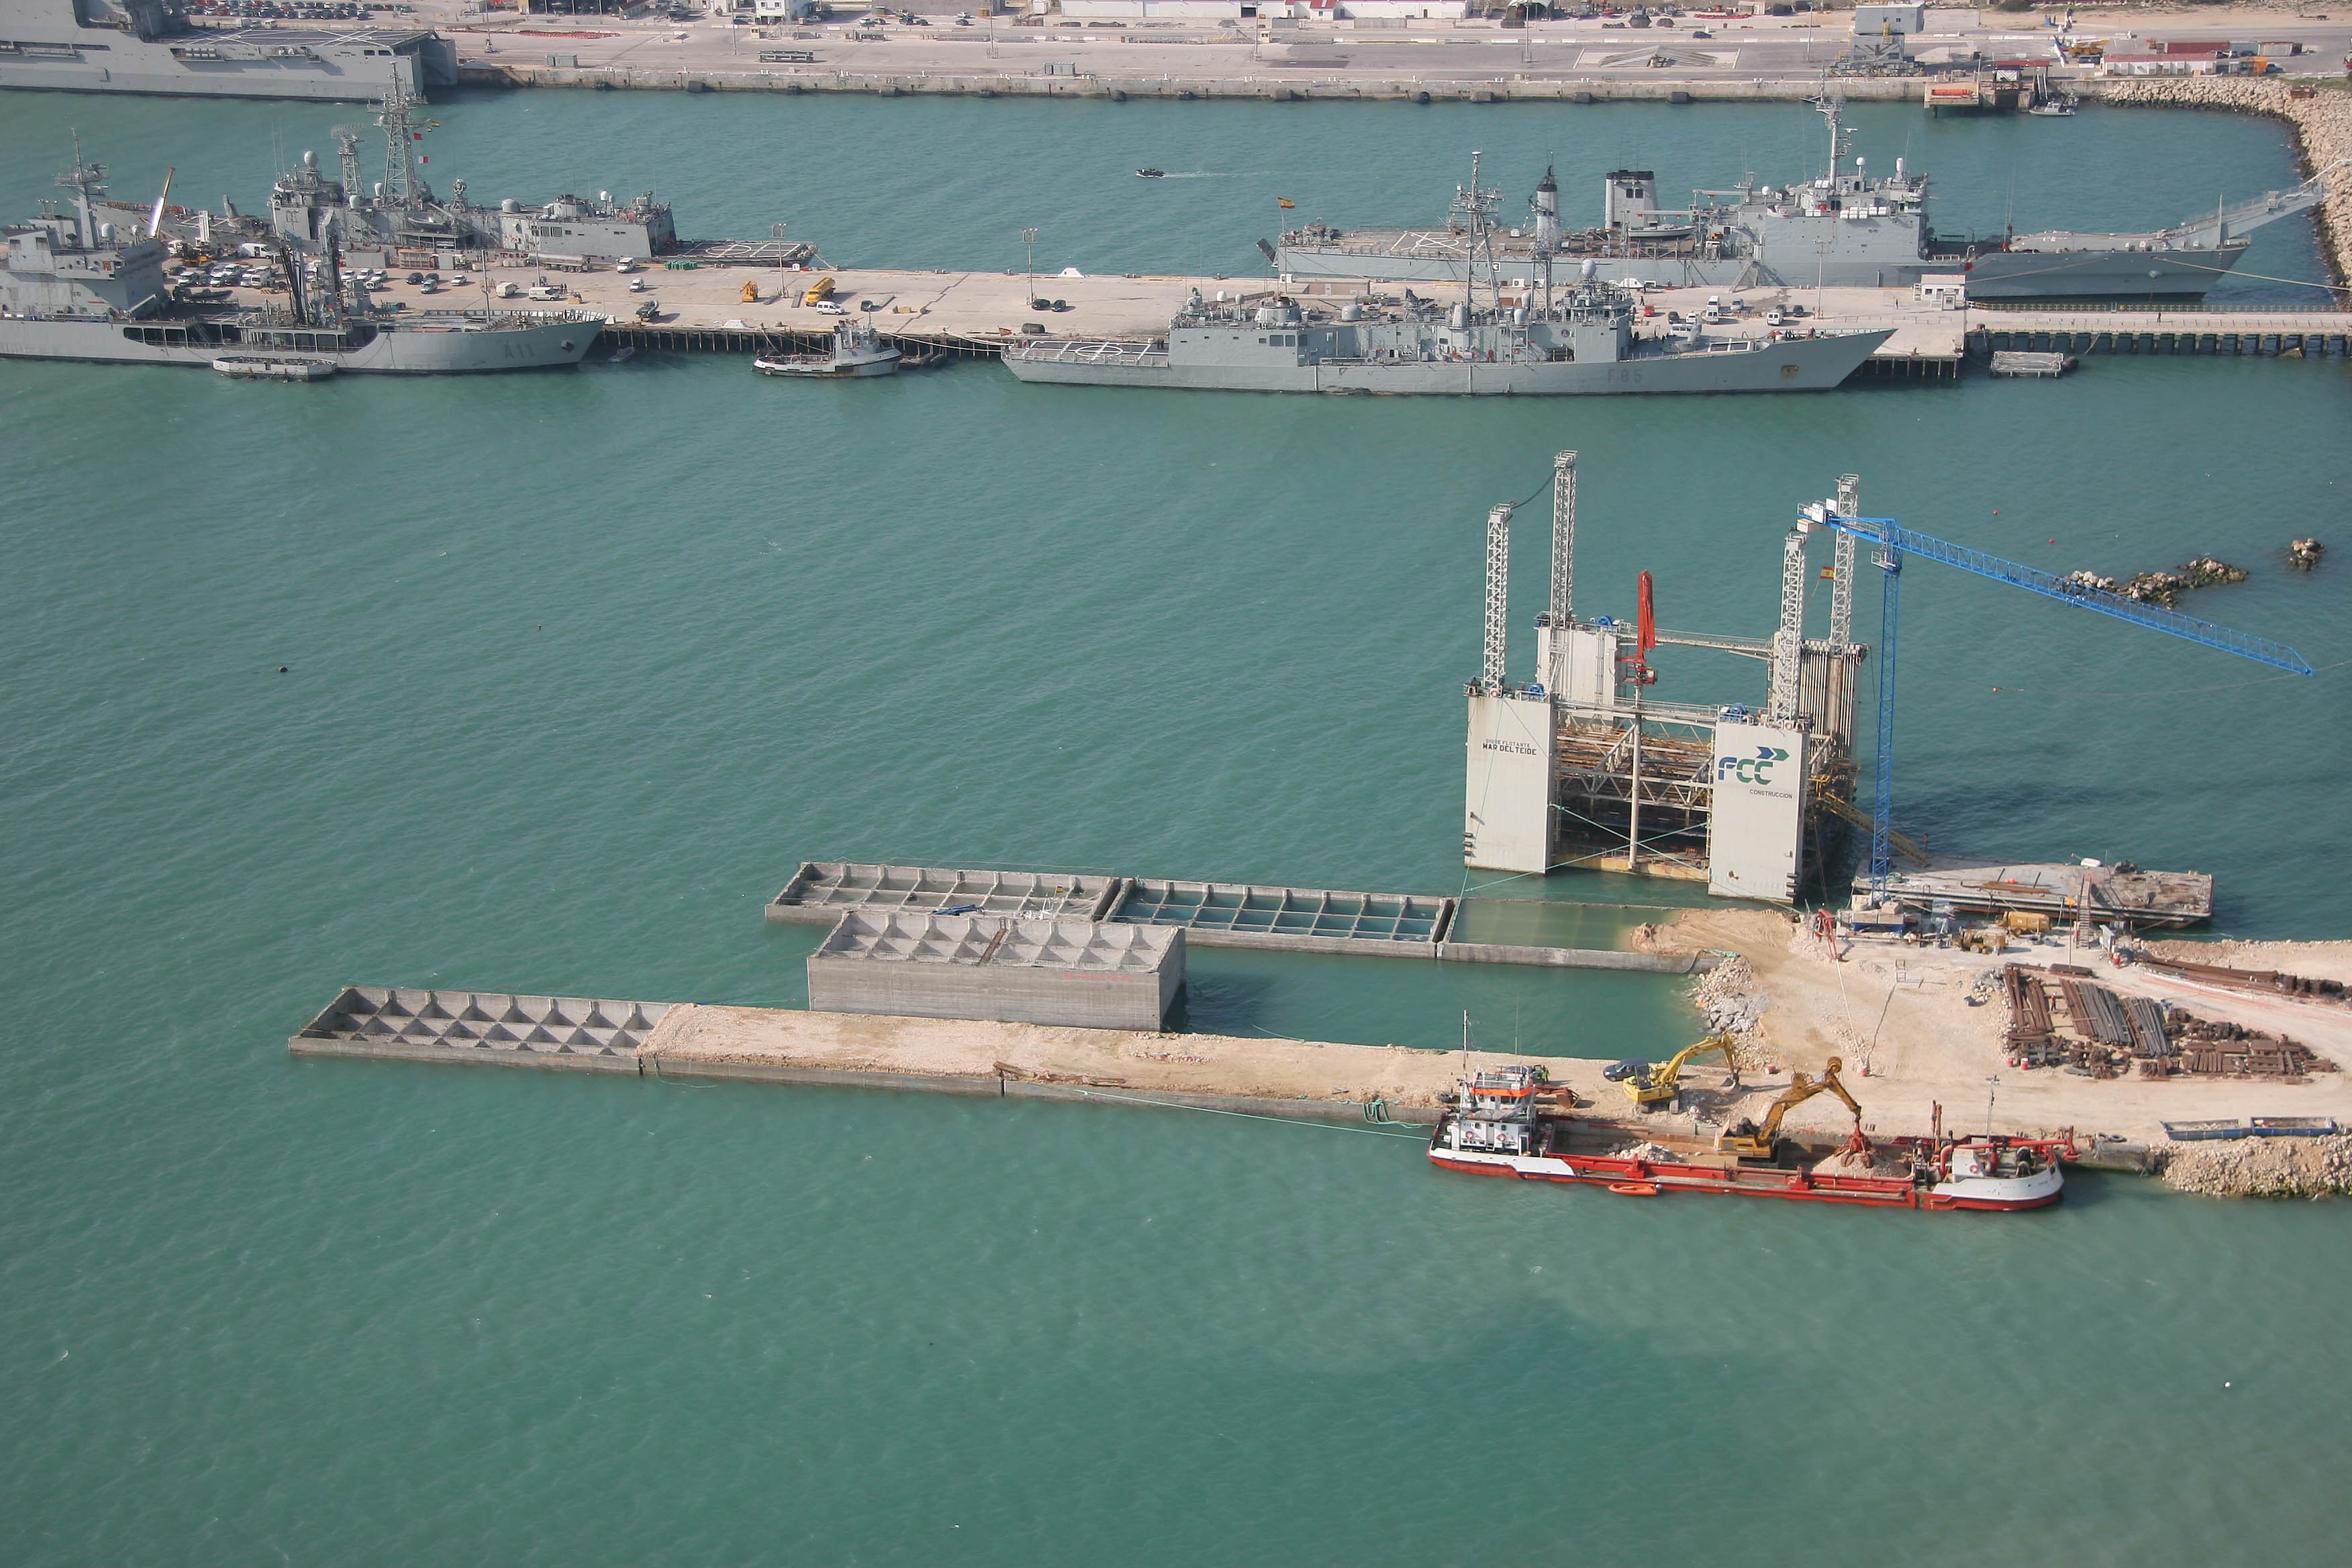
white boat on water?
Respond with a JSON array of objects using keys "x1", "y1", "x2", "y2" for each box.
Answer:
[
  {"x1": 753, "y1": 319, "x2": 901, "y2": 379},
  {"x1": 212, "y1": 355, "x2": 335, "y2": 381}
]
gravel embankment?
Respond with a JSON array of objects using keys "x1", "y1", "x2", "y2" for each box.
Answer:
[{"x1": 2160, "y1": 1133, "x2": 2352, "y2": 1197}]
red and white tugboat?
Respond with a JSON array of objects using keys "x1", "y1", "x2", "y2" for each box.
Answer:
[{"x1": 1428, "y1": 1060, "x2": 2068, "y2": 1213}]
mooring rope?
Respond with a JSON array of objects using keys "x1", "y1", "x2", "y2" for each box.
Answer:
[{"x1": 1067, "y1": 1085, "x2": 1430, "y2": 1138}]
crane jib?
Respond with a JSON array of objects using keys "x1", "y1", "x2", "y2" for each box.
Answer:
[{"x1": 1811, "y1": 513, "x2": 2315, "y2": 677}]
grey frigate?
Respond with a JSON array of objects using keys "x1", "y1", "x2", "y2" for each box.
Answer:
[
  {"x1": 1006, "y1": 173, "x2": 1889, "y2": 398},
  {"x1": 1, "y1": 144, "x2": 595, "y2": 373},
  {"x1": 1276, "y1": 93, "x2": 2322, "y2": 303}
]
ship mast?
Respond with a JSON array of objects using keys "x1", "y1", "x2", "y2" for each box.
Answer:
[
  {"x1": 1531, "y1": 164, "x2": 1561, "y2": 319},
  {"x1": 1809, "y1": 81, "x2": 1853, "y2": 187},
  {"x1": 56, "y1": 132, "x2": 108, "y2": 249},
  {"x1": 374, "y1": 81, "x2": 426, "y2": 208},
  {"x1": 1450, "y1": 151, "x2": 1502, "y2": 318},
  {"x1": 333, "y1": 125, "x2": 364, "y2": 211}
]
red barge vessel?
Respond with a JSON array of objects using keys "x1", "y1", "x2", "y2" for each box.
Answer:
[{"x1": 1428, "y1": 1062, "x2": 2069, "y2": 1212}]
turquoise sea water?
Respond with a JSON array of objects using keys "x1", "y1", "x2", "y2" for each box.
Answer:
[{"x1": 3, "y1": 91, "x2": 2351, "y2": 1565}]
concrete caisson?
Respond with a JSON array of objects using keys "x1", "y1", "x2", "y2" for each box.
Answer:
[
  {"x1": 807, "y1": 913, "x2": 1184, "y2": 1031},
  {"x1": 287, "y1": 985, "x2": 668, "y2": 1070}
]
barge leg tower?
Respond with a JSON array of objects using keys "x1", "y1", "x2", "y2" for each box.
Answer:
[{"x1": 1463, "y1": 456, "x2": 1866, "y2": 901}]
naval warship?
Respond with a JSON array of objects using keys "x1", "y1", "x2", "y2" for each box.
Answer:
[
  {"x1": 253, "y1": 82, "x2": 677, "y2": 265},
  {"x1": 1275, "y1": 94, "x2": 2323, "y2": 302},
  {"x1": 1002, "y1": 268, "x2": 1890, "y2": 397},
  {"x1": 1012, "y1": 157, "x2": 1887, "y2": 397},
  {"x1": 1, "y1": 146, "x2": 596, "y2": 373},
  {"x1": 0, "y1": 0, "x2": 448, "y2": 100}
]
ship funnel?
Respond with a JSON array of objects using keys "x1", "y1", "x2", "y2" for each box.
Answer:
[
  {"x1": 1896, "y1": 156, "x2": 1906, "y2": 179},
  {"x1": 1532, "y1": 163, "x2": 1561, "y2": 253},
  {"x1": 1449, "y1": 301, "x2": 1469, "y2": 331},
  {"x1": 1603, "y1": 168, "x2": 1658, "y2": 231}
]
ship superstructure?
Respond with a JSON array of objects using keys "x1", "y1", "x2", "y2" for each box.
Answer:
[
  {"x1": 1, "y1": 141, "x2": 597, "y2": 373},
  {"x1": 260, "y1": 83, "x2": 676, "y2": 264},
  {"x1": 1013, "y1": 151, "x2": 1885, "y2": 398},
  {"x1": 1278, "y1": 93, "x2": 2322, "y2": 301},
  {"x1": 0, "y1": 0, "x2": 451, "y2": 100}
]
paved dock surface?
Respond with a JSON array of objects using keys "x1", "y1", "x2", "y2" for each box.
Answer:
[{"x1": 415, "y1": 5, "x2": 2352, "y2": 98}]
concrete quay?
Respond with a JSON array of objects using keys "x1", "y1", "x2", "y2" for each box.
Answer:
[
  {"x1": 435, "y1": 7, "x2": 2352, "y2": 105},
  {"x1": 290, "y1": 983, "x2": 2082, "y2": 1157},
  {"x1": 288, "y1": 983, "x2": 1527, "y2": 1126},
  {"x1": 542, "y1": 264, "x2": 2350, "y2": 374},
  {"x1": 1969, "y1": 305, "x2": 2352, "y2": 360},
  {"x1": 283, "y1": 979, "x2": 2293, "y2": 1182},
  {"x1": 525, "y1": 264, "x2": 1954, "y2": 362}
]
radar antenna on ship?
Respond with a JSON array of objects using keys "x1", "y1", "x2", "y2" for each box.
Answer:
[
  {"x1": 1449, "y1": 150, "x2": 1506, "y2": 315},
  {"x1": 55, "y1": 132, "x2": 109, "y2": 248},
  {"x1": 330, "y1": 124, "x2": 365, "y2": 211},
  {"x1": 371, "y1": 81, "x2": 430, "y2": 208},
  {"x1": 1806, "y1": 81, "x2": 1853, "y2": 185}
]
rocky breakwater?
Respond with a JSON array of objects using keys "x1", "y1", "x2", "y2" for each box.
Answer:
[{"x1": 2075, "y1": 77, "x2": 2352, "y2": 289}]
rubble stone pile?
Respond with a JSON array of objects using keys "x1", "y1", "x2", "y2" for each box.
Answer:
[
  {"x1": 1690, "y1": 954, "x2": 1769, "y2": 1039},
  {"x1": 2161, "y1": 1133, "x2": 2352, "y2": 1198}
]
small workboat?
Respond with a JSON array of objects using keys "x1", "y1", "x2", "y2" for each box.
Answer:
[
  {"x1": 211, "y1": 356, "x2": 336, "y2": 382},
  {"x1": 2027, "y1": 101, "x2": 2077, "y2": 117},
  {"x1": 1135, "y1": 168, "x2": 1166, "y2": 178},
  {"x1": 752, "y1": 318, "x2": 901, "y2": 378}
]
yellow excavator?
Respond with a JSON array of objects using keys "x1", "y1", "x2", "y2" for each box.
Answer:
[
  {"x1": 1716, "y1": 1056, "x2": 1863, "y2": 1164},
  {"x1": 1609, "y1": 1034, "x2": 1738, "y2": 1112}
]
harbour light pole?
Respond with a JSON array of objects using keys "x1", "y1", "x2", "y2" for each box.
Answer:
[
  {"x1": 1022, "y1": 226, "x2": 1038, "y2": 307},
  {"x1": 772, "y1": 221, "x2": 789, "y2": 303}
]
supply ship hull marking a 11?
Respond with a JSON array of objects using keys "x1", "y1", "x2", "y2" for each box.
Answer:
[{"x1": 2, "y1": 143, "x2": 597, "y2": 374}]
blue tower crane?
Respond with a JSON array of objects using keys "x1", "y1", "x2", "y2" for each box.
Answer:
[{"x1": 1798, "y1": 505, "x2": 2315, "y2": 900}]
